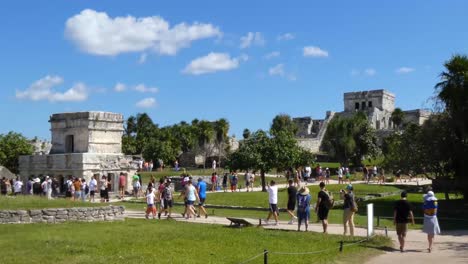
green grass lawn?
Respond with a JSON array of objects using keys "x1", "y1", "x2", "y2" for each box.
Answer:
[
  {"x1": 0, "y1": 218, "x2": 391, "y2": 264},
  {"x1": 0, "y1": 195, "x2": 104, "y2": 210}
]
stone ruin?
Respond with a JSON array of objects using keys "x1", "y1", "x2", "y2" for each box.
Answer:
[
  {"x1": 18, "y1": 112, "x2": 137, "y2": 193},
  {"x1": 294, "y1": 89, "x2": 430, "y2": 153}
]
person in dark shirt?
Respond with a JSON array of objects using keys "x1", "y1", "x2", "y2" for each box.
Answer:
[
  {"x1": 315, "y1": 182, "x2": 330, "y2": 233},
  {"x1": 286, "y1": 180, "x2": 298, "y2": 224},
  {"x1": 394, "y1": 191, "x2": 415, "y2": 252}
]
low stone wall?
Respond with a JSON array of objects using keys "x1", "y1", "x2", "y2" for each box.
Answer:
[{"x1": 0, "y1": 205, "x2": 125, "y2": 224}]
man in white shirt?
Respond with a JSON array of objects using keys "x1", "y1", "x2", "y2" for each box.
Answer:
[
  {"x1": 13, "y1": 178, "x2": 23, "y2": 195},
  {"x1": 265, "y1": 180, "x2": 279, "y2": 225},
  {"x1": 89, "y1": 175, "x2": 98, "y2": 202}
]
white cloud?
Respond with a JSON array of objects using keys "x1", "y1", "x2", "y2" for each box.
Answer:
[
  {"x1": 65, "y1": 9, "x2": 222, "y2": 56},
  {"x1": 364, "y1": 68, "x2": 376, "y2": 76},
  {"x1": 240, "y1": 32, "x2": 265, "y2": 49},
  {"x1": 264, "y1": 51, "x2": 280, "y2": 59},
  {"x1": 114, "y1": 82, "x2": 126, "y2": 92},
  {"x1": 134, "y1": 84, "x2": 159, "y2": 93},
  {"x1": 183, "y1": 52, "x2": 244, "y2": 75},
  {"x1": 277, "y1": 33, "x2": 295, "y2": 41},
  {"x1": 269, "y1": 64, "x2": 285, "y2": 76},
  {"x1": 138, "y1": 53, "x2": 147, "y2": 64},
  {"x1": 303, "y1": 46, "x2": 329, "y2": 57},
  {"x1": 136, "y1": 97, "x2": 156, "y2": 108},
  {"x1": 16, "y1": 75, "x2": 88, "y2": 102},
  {"x1": 396, "y1": 67, "x2": 415, "y2": 74}
]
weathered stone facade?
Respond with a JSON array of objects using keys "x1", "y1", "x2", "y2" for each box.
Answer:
[
  {"x1": 19, "y1": 112, "x2": 137, "y2": 192},
  {"x1": 294, "y1": 89, "x2": 429, "y2": 153},
  {"x1": 0, "y1": 206, "x2": 125, "y2": 224}
]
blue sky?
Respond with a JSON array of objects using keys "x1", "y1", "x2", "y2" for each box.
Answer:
[{"x1": 1, "y1": 0, "x2": 468, "y2": 140}]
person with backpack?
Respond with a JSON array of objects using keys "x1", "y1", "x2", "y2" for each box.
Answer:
[
  {"x1": 315, "y1": 182, "x2": 331, "y2": 233},
  {"x1": 341, "y1": 184, "x2": 357, "y2": 236},
  {"x1": 162, "y1": 179, "x2": 173, "y2": 218},
  {"x1": 296, "y1": 186, "x2": 311, "y2": 231}
]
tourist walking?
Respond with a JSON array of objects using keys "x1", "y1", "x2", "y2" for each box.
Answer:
[
  {"x1": 100, "y1": 175, "x2": 109, "y2": 203},
  {"x1": 81, "y1": 178, "x2": 88, "y2": 202},
  {"x1": 345, "y1": 167, "x2": 351, "y2": 184},
  {"x1": 132, "y1": 173, "x2": 141, "y2": 198},
  {"x1": 286, "y1": 180, "x2": 298, "y2": 224},
  {"x1": 423, "y1": 190, "x2": 441, "y2": 253},
  {"x1": 89, "y1": 175, "x2": 97, "y2": 202},
  {"x1": 265, "y1": 180, "x2": 279, "y2": 225},
  {"x1": 244, "y1": 171, "x2": 250, "y2": 192},
  {"x1": 338, "y1": 166, "x2": 343, "y2": 184},
  {"x1": 13, "y1": 178, "x2": 23, "y2": 195},
  {"x1": 145, "y1": 186, "x2": 157, "y2": 219},
  {"x1": 296, "y1": 186, "x2": 311, "y2": 231},
  {"x1": 230, "y1": 172, "x2": 238, "y2": 192},
  {"x1": 304, "y1": 165, "x2": 311, "y2": 183},
  {"x1": 325, "y1": 168, "x2": 330, "y2": 184},
  {"x1": 222, "y1": 173, "x2": 228, "y2": 192},
  {"x1": 162, "y1": 179, "x2": 173, "y2": 218},
  {"x1": 118, "y1": 172, "x2": 126, "y2": 199},
  {"x1": 156, "y1": 178, "x2": 165, "y2": 219},
  {"x1": 196, "y1": 178, "x2": 208, "y2": 218},
  {"x1": 184, "y1": 178, "x2": 199, "y2": 219},
  {"x1": 212, "y1": 159, "x2": 217, "y2": 171},
  {"x1": 211, "y1": 172, "x2": 218, "y2": 192},
  {"x1": 248, "y1": 172, "x2": 255, "y2": 191},
  {"x1": 341, "y1": 184, "x2": 356, "y2": 236},
  {"x1": 394, "y1": 191, "x2": 415, "y2": 252},
  {"x1": 316, "y1": 182, "x2": 330, "y2": 233}
]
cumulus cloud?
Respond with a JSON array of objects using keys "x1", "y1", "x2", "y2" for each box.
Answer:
[
  {"x1": 134, "y1": 84, "x2": 159, "y2": 93},
  {"x1": 16, "y1": 75, "x2": 88, "y2": 102},
  {"x1": 268, "y1": 64, "x2": 296, "y2": 81},
  {"x1": 303, "y1": 46, "x2": 329, "y2": 57},
  {"x1": 264, "y1": 51, "x2": 280, "y2": 59},
  {"x1": 364, "y1": 68, "x2": 376, "y2": 76},
  {"x1": 136, "y1": 97, "x2": 156, "y2": 108},
  {"x1": 277, "y1": 33, "x2": 295, "y2": 41},
  {"x1": 269, "y1": 64, "x2": 285, "y2": 76},
  {"x1": 65, "y1": 9, "x2": 222, "y2": 56},
  {"x1": 114, "y1": 82, "x2": 126, "y2": 92},
  {"x1": 350, "y1": 68, "x2": 377, "y2": 77},
  {"x1": 138, "y1": 53, "x2": 147, "y2": 64},
  {"x1": 183, "y1": 52, "x2": 245, "y2": 75},
  {"x1": 240, "y1": 32, "x2": 265, "y2": 49},
  {"x1": 396, "y1": 67, "x2": 415, "y2": 74}
]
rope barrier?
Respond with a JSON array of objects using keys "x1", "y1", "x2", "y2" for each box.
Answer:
[
  {"x1": 239, "y1": 236, "x2": 373, "y2": 263},
  {"x1": 238, "y1": 251, "x2": 268, "y2": 264}
]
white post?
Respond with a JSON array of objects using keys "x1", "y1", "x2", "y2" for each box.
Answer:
[{"x1": 367, "y1": 203, "x2": 374, "y2": 238}]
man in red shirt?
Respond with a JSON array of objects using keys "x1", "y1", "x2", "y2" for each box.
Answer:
[{"x1": 118, "y1": 172, "x2": 126, "y2": 199}]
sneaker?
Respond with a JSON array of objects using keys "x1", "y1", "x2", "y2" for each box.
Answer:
[{"x1": 293, "y1": 216, "x2": 298, "y2": 220}]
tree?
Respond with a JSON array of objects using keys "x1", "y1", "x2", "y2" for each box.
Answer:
[
  {"x1": 0, "y1": 132, "x2": 34, "y2": 173},
  {"x1": 242, "y1": 128, "x2": 251, "y2": 139},
  {"x1": 435, "y1": 54, "x2": 468, "y2": 199},
  {"x1": 270, "y1": 114, "x2": 298, "y2": 136},
  {"x1": 390, "y1": 107, "x2": 405, "y2": 129},
  {"x1": 214, "y1": 118, "x2": 230, "y2": 167},
  {"x1": 323, "y1": 112, "x2": 379, "y2": 166}
]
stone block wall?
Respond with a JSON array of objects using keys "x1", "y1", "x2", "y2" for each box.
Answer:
[{"x1": 0, "y1": 206, "x2": 125, "y2": 224}]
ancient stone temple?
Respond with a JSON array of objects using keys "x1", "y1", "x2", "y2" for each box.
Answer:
[
  {"x1": 293, "y1": 89, "x2": 430, "y2": 153},
  {"x1": 18, "y1": 112, "x2": 136, "y2": 192}
]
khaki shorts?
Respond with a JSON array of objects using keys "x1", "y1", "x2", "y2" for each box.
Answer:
[{"x1": 396, "y1": 223, "x2": 408, "y2": 236}]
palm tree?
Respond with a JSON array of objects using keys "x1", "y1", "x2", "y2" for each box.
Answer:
[
  {"x1": 196, "y1": 121, "x2": 215, "y2": 168},
  {"x1": 214, "y1": 119, "x2": 230, "y2": 167},
  {"x1": 390, "y1": 108, "x2": 405, "y2": 130}
]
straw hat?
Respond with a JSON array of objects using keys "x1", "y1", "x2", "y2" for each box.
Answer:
[{"x1": 298, "y1": 186, "x2": 310, "y2": 195}]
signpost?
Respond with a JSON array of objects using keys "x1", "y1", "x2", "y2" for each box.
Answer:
[{"x1": 367, "y1": 203, "x2": 374, "y2": 238}]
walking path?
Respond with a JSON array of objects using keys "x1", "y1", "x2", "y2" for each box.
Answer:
[{"x1": 124, "y1": 210, "x2": 468, "y2": 263}]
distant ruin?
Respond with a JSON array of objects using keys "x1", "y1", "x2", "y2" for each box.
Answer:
[
  {"x1": 18, "y1": 112, "x2": 137, "y2": 192},
  {"x1": 293, "y1": 89, "x2": 430, "y2": 152}
]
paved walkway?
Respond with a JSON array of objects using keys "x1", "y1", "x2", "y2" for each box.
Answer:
[{"x1": 124, "y1": 210, "x2": 468, "y2": 263}]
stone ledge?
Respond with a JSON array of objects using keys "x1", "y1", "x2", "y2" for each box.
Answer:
[{"x1": 0, "y1": 206, "x2": 125, "y2": 224}]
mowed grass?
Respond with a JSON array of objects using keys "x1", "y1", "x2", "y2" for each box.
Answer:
[
  {"x1": 0, "y1": 218, "x2": 391, "y2": 264},
  {"x1": 0, "y1": 195, "x2": 103, "y2": 210}
]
